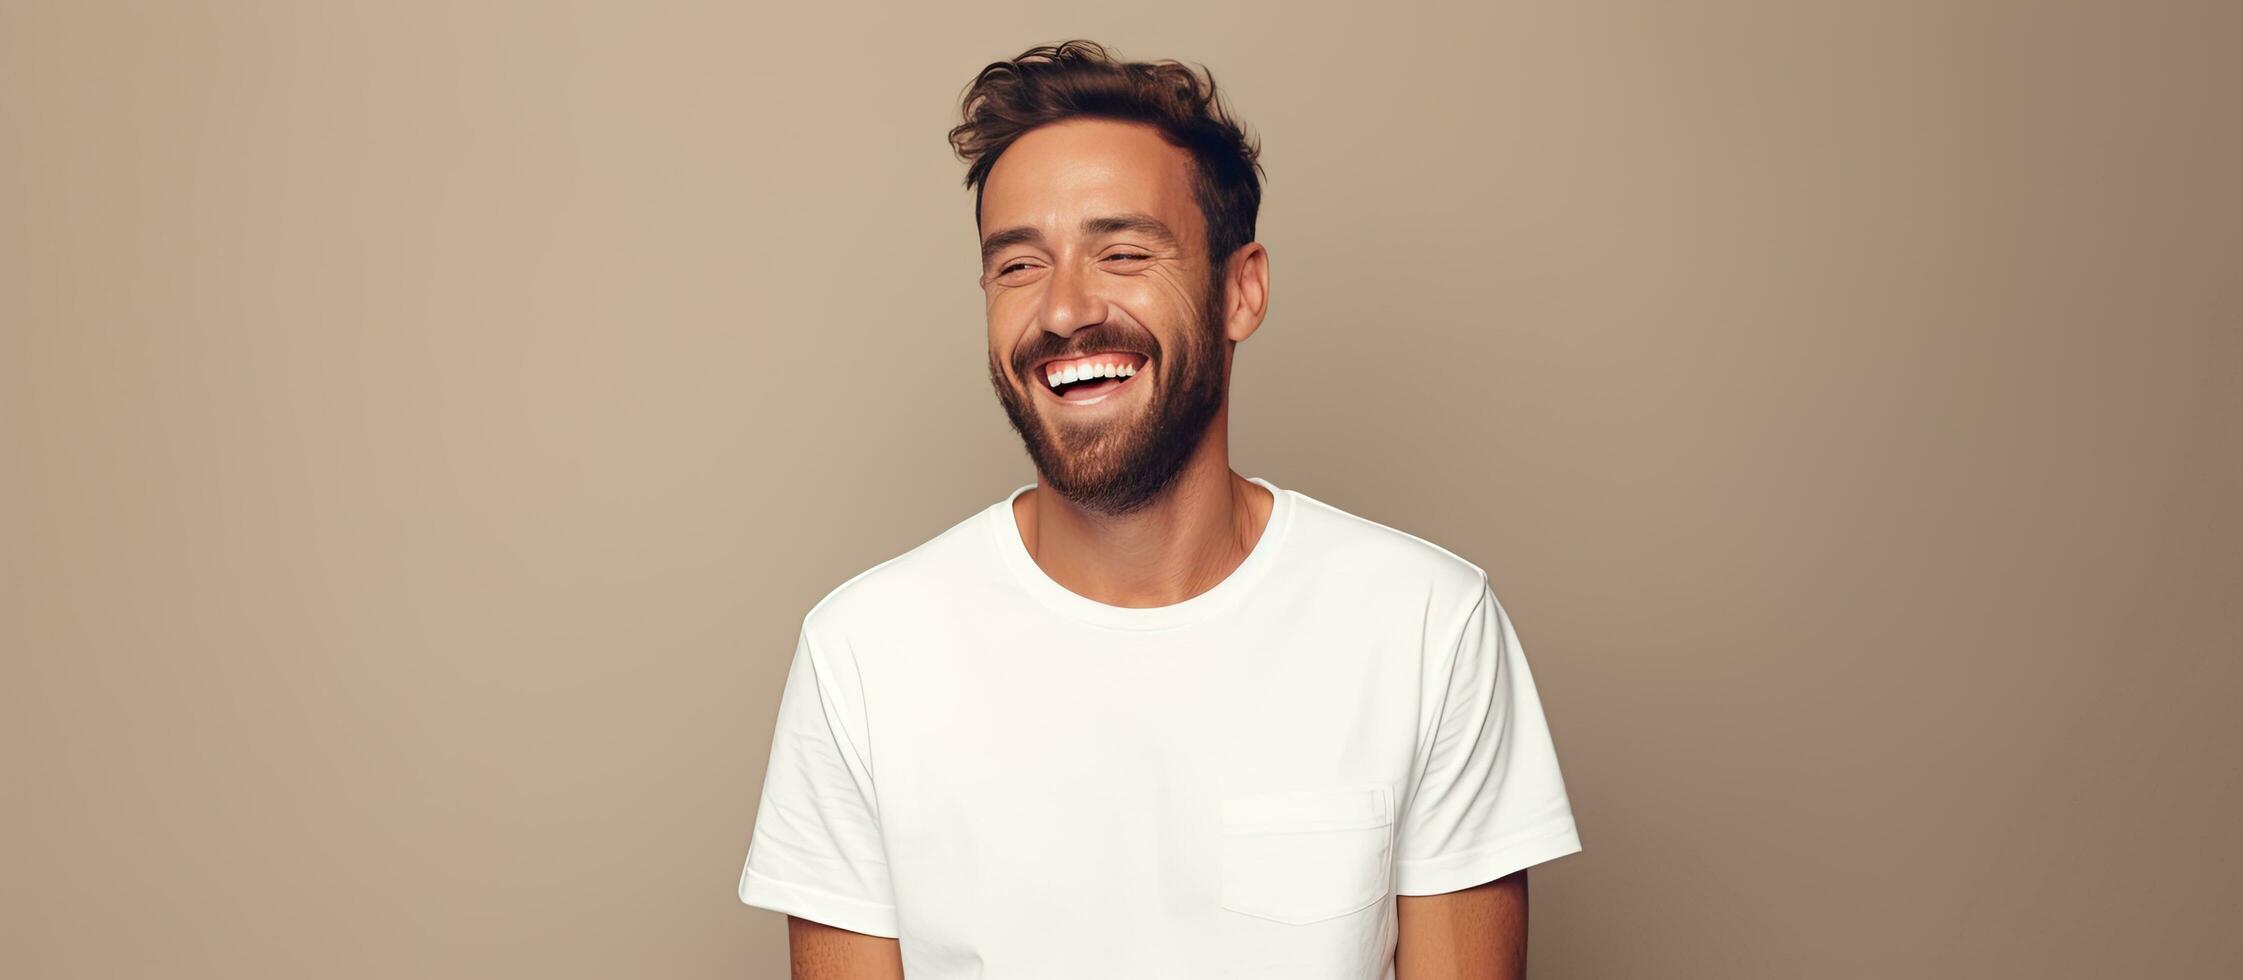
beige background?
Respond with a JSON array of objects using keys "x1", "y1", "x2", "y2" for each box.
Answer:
[{"x1": 5, "y1": 2, "x2": 2237, "y2": 977}]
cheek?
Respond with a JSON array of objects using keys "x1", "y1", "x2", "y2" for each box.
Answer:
[
  {"x1": 1129, "y1": 277, "x2": 1206, "y2": 347},
  {"x1": 1142, "y1": 269, "x2": 1208, "y2": 323},
  {"x1": 1149, "y1": 271, "x2": 1197, "y2": 306},
  {"x1": 985, "y1": 296, "x2": 1031, "y2": 357},
  {"x1": 989, "y1": 285, "x2": 1051, "y2": 323}
]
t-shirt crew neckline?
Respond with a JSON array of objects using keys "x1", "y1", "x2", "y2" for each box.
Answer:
[{"x1": 985, "y1": 476, "x2": 1296, "y2": 632}]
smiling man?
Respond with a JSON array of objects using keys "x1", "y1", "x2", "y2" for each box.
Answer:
[{"x1": 737, "y1": 40, "x2": 1583, "y2": 980}]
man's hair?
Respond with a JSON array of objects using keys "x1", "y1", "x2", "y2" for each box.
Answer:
[{"x1": 948, "y1": 40, "x2": 1265, "y2": 275}]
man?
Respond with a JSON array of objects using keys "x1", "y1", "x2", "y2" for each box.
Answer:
[{"x1": 737, "y1": 40, "x2": 1583, "y2": 979}]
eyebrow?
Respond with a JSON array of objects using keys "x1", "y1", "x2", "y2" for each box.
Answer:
[{"x1": 980, "y1": 212, "x2": 1181, "y2": 268}]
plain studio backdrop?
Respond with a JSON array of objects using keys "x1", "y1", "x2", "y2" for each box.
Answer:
[{"x1": 3, "y1": 2, "x2": 2236, "y2": 978}]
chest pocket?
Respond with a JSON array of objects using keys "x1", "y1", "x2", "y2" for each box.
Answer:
[{"x1": 1218, "y1": 783, "x2": 1395, "y2": 925}]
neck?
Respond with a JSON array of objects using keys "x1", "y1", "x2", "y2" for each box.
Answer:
[{"x1": 1012, "y1": 420, "x2": 1273, "y2": 609}]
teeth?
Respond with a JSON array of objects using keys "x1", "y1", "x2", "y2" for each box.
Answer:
[{"x1": 1044, "y1": 358, "x2": 1140, "y2": 389}]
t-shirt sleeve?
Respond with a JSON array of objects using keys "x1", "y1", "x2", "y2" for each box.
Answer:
[
  {"x1": 736, "y1": 623, "x2": 899, "y2": 938},
  {"x1": 1394, "y1": 574, "x2": 1584, "y2": 895}
]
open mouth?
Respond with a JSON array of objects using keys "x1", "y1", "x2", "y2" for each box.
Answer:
[{"x1": 1036, "y1": 350, "x2": 1149, "y2": 405}]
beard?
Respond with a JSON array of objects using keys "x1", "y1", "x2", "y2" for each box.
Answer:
[{"x1": 986, "y1": 274, "x2": 1230, "y2": 517}]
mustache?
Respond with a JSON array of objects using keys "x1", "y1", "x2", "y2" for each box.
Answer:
[{"x1": 1013, "y1": 327, "x2": 1159, "y2": 377}]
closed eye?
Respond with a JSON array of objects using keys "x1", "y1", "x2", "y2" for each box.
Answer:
[{"x1": 993, "y1": 253, "x2": 1147, "y2": 279}]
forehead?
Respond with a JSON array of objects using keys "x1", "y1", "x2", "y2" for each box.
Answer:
[{"x1": 979, "y1": 117, "x2": 1200, "y2": 242}]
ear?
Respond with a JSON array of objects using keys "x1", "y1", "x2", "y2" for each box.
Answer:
[{"x1": 1220, "y1": 242, "x2": 1270, "y2": 344}]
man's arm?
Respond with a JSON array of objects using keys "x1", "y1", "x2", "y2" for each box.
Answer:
[
  {"x1": 786, "y1": 916, "x2": 904, "y2": 980},
  {"x1": 1394, "y1": 869, "x2": 1530, "y2": 980},
  {"x1": 739, "y1": 626, "x2": 902, "y2": 968}
]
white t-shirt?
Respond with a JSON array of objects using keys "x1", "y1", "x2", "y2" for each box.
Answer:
[{"x1": 738, "y1": 476, "x2": 1583, "y2": 978}]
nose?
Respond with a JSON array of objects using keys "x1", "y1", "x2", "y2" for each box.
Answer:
[{"x1": 1035, "y1": 254, "x2": 1109, "y2": 339}]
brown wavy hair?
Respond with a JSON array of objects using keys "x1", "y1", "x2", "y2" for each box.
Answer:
[{"x1": 948, "y1": 40, "x2": 1265, "y2": 277}]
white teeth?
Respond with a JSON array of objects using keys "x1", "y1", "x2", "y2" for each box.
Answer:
[{"x1": 1043, "y1": 358, "x2": 1140, "y2": 391}]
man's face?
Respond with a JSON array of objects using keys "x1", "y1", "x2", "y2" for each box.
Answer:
[{"x1": 978, "y1": 117, "x2": 1231, "y2": 516}]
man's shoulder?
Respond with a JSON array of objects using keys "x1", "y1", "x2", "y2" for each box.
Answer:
[
  {"x1": 799, "y1": 495, "x2": 1003, "y2": 640},
  {"x1": 1284, "y1": 487, "x2": 1491, "y2": 599}
]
